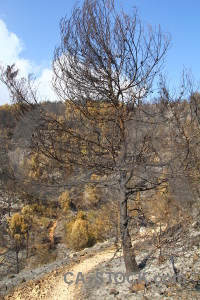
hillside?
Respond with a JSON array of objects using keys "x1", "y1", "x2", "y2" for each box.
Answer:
[
  {"x1": 0, "y1": 98, "x2": 200, "y2": 299},
  {"x1": 1, "y1": 221, "x2": 200, "y2": 299}
]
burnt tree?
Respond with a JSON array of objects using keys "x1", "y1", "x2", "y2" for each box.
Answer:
[{"x1": 51, "y1": 0, "x2": 171, "y2": 272}]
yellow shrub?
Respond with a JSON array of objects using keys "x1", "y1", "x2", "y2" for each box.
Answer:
[
  {"x1": 40, "y1": 217, "x2": 51, "y2": 228},
  {"x1": 66, "y1": 218, "x2": 92, "y2": 250},
  {"x1": 76, "y1": 210, "x2": 86, "y2": 220},
  {"x1": 66, "y1": 211, "x2": 96, "y2": 250},
  {"x1": 58, "y1": 190, "x2": 71, "y2": 213},
  {"x1": 6, "y1": 213, "x2": 28, "y2": 247},
  {"x1": 65, "y1": 206, "x2": 118, "y2": 250},
  {"x1": 83, "y1": 184, "x2": 100, "y2": 208}
]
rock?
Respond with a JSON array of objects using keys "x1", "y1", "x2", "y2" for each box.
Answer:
[
  {"x1": 184, "y1": 252, "x2": 191, "y2": 258},
  {"x1": 138, "y1": 256, "x2": 149, "y2": 269},
  {"x1": 185, "y1": 273, "x2": 191, "y2": 279},
  {"x1": 52, "y1": 270, "x2": 58, "y2": 277},
  {"x1": 129, "y1": 280, "x2": 146, "y2": 293},
  {"x1": 167, "y1": 291, "x2": 172, "y2": 297},
  {"x1": 105, "y1": 263, "x2": 113, "y2": 268},
  {"x1": 7, "y1": 274, "x2": 15, "y2": 279},
  {"x1": 32, "y1": 287, "x2": 39, "y2": 295},
  {"x1": 193, "y1": 252, "x2": 199, "y2": 264},
  {"x1": 69, "y1": 252, "x2": 80, "y2": 259},
  {"x1": 192, "y1": 221, "x2": 199, "y2": 228},
  {"x1": 191, "y1": 231, "x2": 200, "y2": 237},
  {"x1": 195, "y1": 281, "x2": 200, "y2": 290},
  {"x1": 154, "y1": 292, "x2": 164, "y2": 298},
  {"x1": 159, "y1": 286, "x2": 167, "y2": 294},
  {"x1": 0, "y1": 283, "x2": 7, "y2": 294},
  {"x1": 6, "y1": 281, "x2": 15, "y2": 292},
  {"x1": 109, "y1": 288, "x2": 119, "y2": 296},
  {"x1": 0, "y1": 247, "x2": 8, "y2": 255}
]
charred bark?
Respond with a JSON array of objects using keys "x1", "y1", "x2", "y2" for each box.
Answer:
[{"x1": 119, "y1": 173, "x2": 138, "y2": 272}]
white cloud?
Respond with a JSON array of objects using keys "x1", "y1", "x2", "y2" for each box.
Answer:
[
  {"x1": 0, "y1": 19, "x2": 57, "y2": 105},
  {"x1": 35, "y1": 68, "x2": 57, "y2": 102},
  {"x1": 0, "y1": 19, "x2": 23, "y2": 62}
]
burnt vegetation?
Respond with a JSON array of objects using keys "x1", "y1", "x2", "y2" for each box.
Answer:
[{"x1": 0, "y1": 0, "x2": 199, "y2": 284}]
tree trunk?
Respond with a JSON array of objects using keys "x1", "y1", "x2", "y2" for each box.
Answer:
[
  {"x1": 8, "y1": 194, "x2": 11, "y2": 217},
  {"x1": 16, "y1": 248, "x2": 19, "y2": 274},
  {"x1": 114, "y1": 224, "x2": 118, "y2": 245},
  {"x1": 26, "y1": 231, "x2": 29, "y2": 259},
  {"x1": 119, "y1": 176, "x2": 138, "y2": 273}
]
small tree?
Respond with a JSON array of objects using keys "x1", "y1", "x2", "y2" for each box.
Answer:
[
  {"x1": 66, "y1": 211, "x2": 95, "y2": 250},
  {"x1": 58, "y1": 190, "x2": 71, "y2": 213},
  {"x1": 6, "y1": 213, "x2": 28, "y2": 273},
  {"x1": 51, "y1": 0, "x2": 171, "y2": 272},
  {"x1": 21, "y1": 205, "x2": 34, "y2": 259},
  {"x1": 0, "y1": 0, "x2": 172, "y2": 273}
]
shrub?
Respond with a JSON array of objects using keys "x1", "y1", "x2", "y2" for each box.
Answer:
[
  {"x1": 58, "y1": 190, "x2": 71, "y2": 213},
  {"x1": 66, "y1": 211, "x2": 95, "y2": 250},
  {"x1": 32, "y1": 244, "x2": 57, "y2": 266}
]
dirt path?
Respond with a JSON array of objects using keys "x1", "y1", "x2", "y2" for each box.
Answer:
[
  {"x1": 48, "y1": 220, "x2": 58, "y2": 246},
  {"x1": 46, "y1": 247, "x2": 116, "y2": 300},
  {"x1": 8, "y1": 246, "x2": 117, "y2": 300}
]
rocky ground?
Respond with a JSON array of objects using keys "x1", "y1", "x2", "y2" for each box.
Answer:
[
  {"x1": 0, "y1": 222, "x2": 199, "y2": 300},
  {"x1": 81, "y1": 246, "x2": 200, "y2": 299},
  {"x1": 0, "y1": 240, "x2": 114, "y2": 299}
]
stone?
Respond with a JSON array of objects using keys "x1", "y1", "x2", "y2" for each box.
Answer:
[
  {"x1": 0, "y1": 247, "x2": 8, "y2": 255},
  {"x1": 105, "y1": 263, "x2": 113, "y2": 268},
  {"x1": 192, "y1": 221, "x2": 199, "y2": 228},
  {"x1": 109, "y1": 288, "x2": 119, "y2": 296},
  {"x1": 69, "y1": 253, "x2": 75, "y2": 258},
  {"x1": 167, "y1": 291, "x2": 172, "y2": 297},
  {"x1": 0, "y1": 257, "x2": 4, "y2": 263},
  {"x1": 193, "y1": 252, "x2": 199, "y2": 264},
  {"x1": 185, "y1": 273, "x2": 191, "y2": 279},
  {"x1": 7, "y1": 274, "x2": 15, "y2": 279},
  {"x1": 129, "y1": 280, "x2": 146, "y2": 293},
  {"x1": 32, "y1": 287, "x2": 39, "y2": 295},
  {"x1": 195, "y1": 281, "x2": 200, "y2": 290},
  {"x1": 0, "y1": 283, "x2": 7, "y2": 294}
]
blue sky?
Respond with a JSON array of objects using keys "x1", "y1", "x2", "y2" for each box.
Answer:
[{"x1": 0, "y1": 0, "x2": 200, "y2": 105}]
